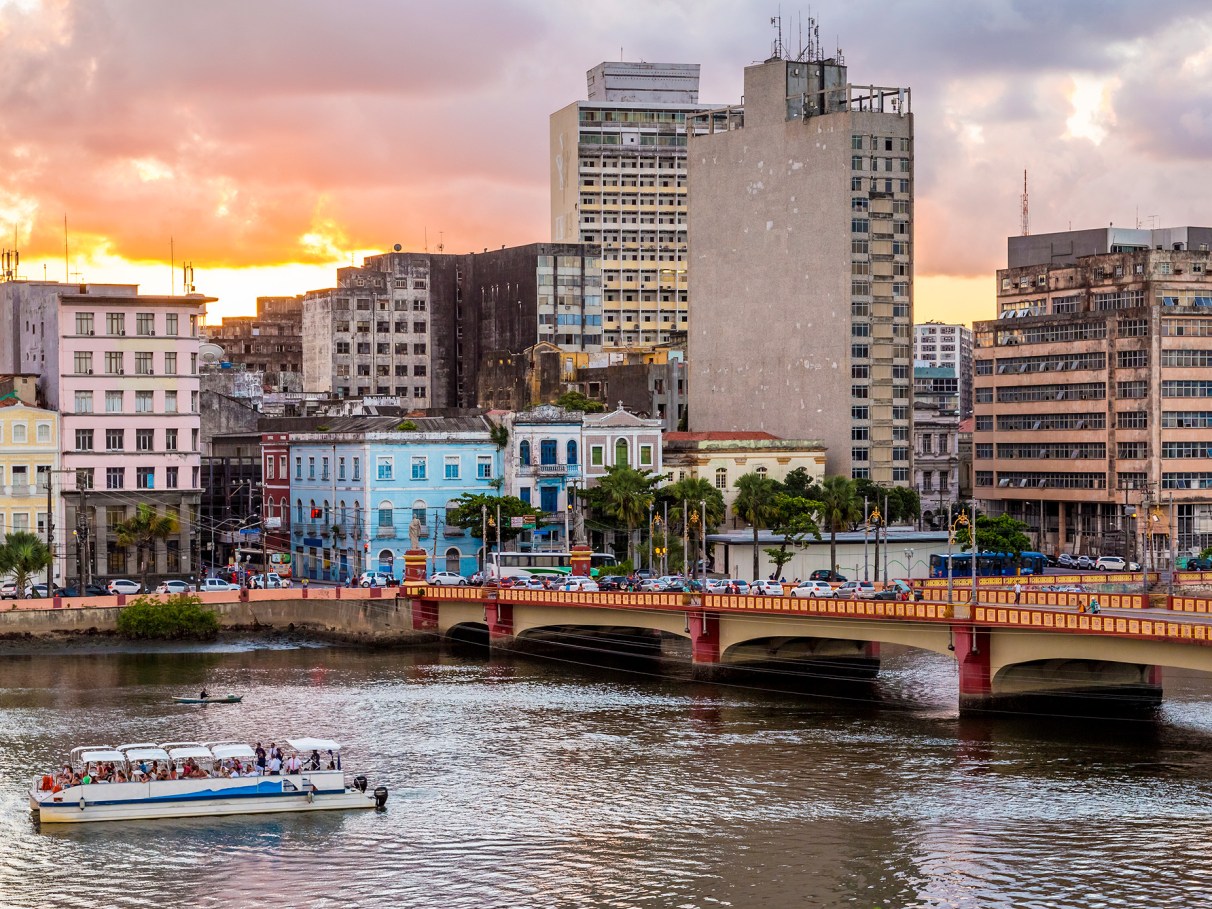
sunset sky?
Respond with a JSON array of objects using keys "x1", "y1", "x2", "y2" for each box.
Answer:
[{"x1": 1, "y1": 0, "x2": 1210, "y2": 326}]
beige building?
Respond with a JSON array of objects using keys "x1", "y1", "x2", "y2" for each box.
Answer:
[
  {"x1": 0, "y1": 395, "x2": 64, "y2": 584},
  {"x1": 551, "y1": 62, "x2": 723, "y2": 347},
  {"x1": 663, "y1": 431, "x2": 826, "y2": 524},
  {"x1": 686, "y1": 55, "x2": 914, "y2": 483},
  {"x1": 973, "y1": 226, "x2": 1212, "y2": 564}
]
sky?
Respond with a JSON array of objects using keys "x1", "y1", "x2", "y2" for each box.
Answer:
[{"x1": 1, "y1": 0, "x2": 1211, "y2": 326}]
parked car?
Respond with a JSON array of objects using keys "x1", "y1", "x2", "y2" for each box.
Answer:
[
  {"x1": 1, "y1": 581, "x2": 28, "y2": 598},
  {"x1": 1075, "y1": 555, "x2": 1095, "y2": 570},
  {"x1": 791, "y1": 580, "x2": 837, "y2": 598},
  {"x1": 751, "y1": 579, "x2": 785, "y2": 596},
  {"x1": 1186, "y1": 557, "x2": 1212, "y2": 571},
  {"x1": 559, "y1": 577, "x2": 599, "y2": 592},
  {"x1": 198, "y1": 577, "x2": 240, "y2": 593},
  {"x1": 428, "y1": 571, "x2": 468, "y2": 586},
  {"x1": 1095, "y1": 556, "x2": 1127, "y2": 572},
  {"x1": 1057, "y1": 553, "x2": 1076, "y2": 569},
  {"x1": 60, "y1": 583, "x2": 109, "y2": 597},
  {"x1": 633, "y1": 569, "x2": 654, "y2": 581},
  {"x1": 809, "y1": 569, "x2": 847, "y2": 583},
  {"x1": 837, "y1": 580, "x2": 877, "y2": 599},
  {"x1": 248, "y1": 573, "x2": 291, "y2": 589},
  {"x1": 597, "y1": 575, "x2": 626, "y2": 591},
  {"x1": 154, "y1": 579, "x2": 196, "y2": 594},
  {"x1": 886, "y1": 579, "x2": 923, "y2": 601},
  {"x1": 29, "y1": 583, "x2": 66, "y2": 598},
  {"x1": 359, "y1": 572, "x2": 392, "y2": 588},
  {"x1": 707, "y1": 579, "x2": 751, "y2": 594},
  {"x1": 106, "y1": 579, "x2": 143, "y2": 596}
]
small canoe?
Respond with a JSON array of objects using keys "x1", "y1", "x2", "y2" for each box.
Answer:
[{"x1": 172, "y1": 695, "x2": 243, "y2": 705}]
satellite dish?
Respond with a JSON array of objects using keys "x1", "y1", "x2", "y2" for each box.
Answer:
[
  {"x1": 393, "y1": 244, "x2": 402, "y2": 252},
  {"x1": 198, "y1": 343, "x2": 225, "y2": 365}
]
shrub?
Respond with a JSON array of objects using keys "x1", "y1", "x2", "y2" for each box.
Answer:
[
  {"x1": 116, "y1": 593, "x2": 220, "y2": 640},
  {"x1": 395, "y1": 420, "x2": 418, "y2": 431}
]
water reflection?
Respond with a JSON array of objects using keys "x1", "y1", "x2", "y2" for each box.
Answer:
[{"x1": 2, "y1": 640, "x2": 1212, "y2": 907}]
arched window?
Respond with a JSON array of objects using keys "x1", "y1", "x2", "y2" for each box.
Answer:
[
  {"x1": 339, "y1": 500, "x2": 346, "y2": 524},
  {"x1": 353, "y1": 501, "x2": 361, "y2": 535},
  {"x1": 540, "y1": 438, "x2": 557, "y2": 465},
  {"x1": 615, "y1": 438, "x2": 629, "y2": 466},
  {"x1": 755, "y1": 466, "x2": 768, "y2": 479},
  {"x1": 715, "y1": 468, "x2": 728, "y2": 490},
  {"x1": 446, "y1": 499, "x2": 460, "y2": 529},
  {"x1": 296, "y1": 498, "x2": 305, "y2": 523},
  {"x1": 412, "y1": 499, "x2": 428, "y2": 528},
  {"x1": 567, "y1": 440, "x2": 578, "y2": 465},
  {"x1": 377, "y1": 549, "x2": 395, "y2": 575},
  {"x1": 309, "y1": 499, "x2": 317, "y2": 521},
  {"x1": 445, "y1": 547, "x2": 461, "y2": 574},
  {"x1": 323, "y1": 499, "x2": 330, "y2": 521},
  {"x1": 378, "y1": 500, "x2": 394, "y2": 529},
  {"x1": 519, "y1": 440, "x2": 531, "y2": 466}
]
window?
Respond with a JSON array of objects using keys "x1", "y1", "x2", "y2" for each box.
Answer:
[
  {"x1": 353, "y1": 458, "x2": 361, "y2": 480},
  {"x1": 136, "y1": 428, "x2": 154, "y2": 452},
  {"x1": 591, "y1": 446, "x2": 604, "y2": 467},
  {"x1": 477, "y1": 456, "x2": 493, "y2": 480},
  {"x1": 165, "y1": 390, "x2": 177, "y2": 412},
  {"x1": 378, "y1": 502, "x2": 394, "y2": 528},
  {"x1": 321, "y1": 457, "x2": 330, "y2": 481},
  {"x1": 639, "y1": 445, "x2": 653, "y2": 466},
  {"x1": 136, "y1": 313, "x2": 154, "y2": 335},
  {"x1": 411, "y1": 456, "x2": 427, "y2": 480},
  {"x1": 165, "y1": 428, "x2": 178, "y2": 451},
  {"x1": 539, "y1": 439, "x2": 557, "y2": 465},
  {"x1": 135, "y1": 391, "x2": 153, "y2": 412},
  {"x1": 165, "y1": 313, "x2": 178, "y2": 335},
  {"x1": 105, "y1": 352, "x2": 123, "y2": 374},
  {"x1": 567, "y1": 440, "x2": 578, "y2": 465},
  {"x1": 614, "y1": 439, "x2": 629, "y2": 466},
  {"x1": 74, "y1": 390, "x2": 93, "y2": 413},
  {"x1": 106, "y1": 467, "x2": 125, "y2": 489},
  {"x1": 166, "y1": 466, "x2": 179, "y2": 489},
  {"x1": 164, "y1": 352, "x2": 177, "y2": 375},
  {"x1": 137, "y1": 467, "x2": 155, "y2": 489},
  {"x1": 444, "y1": 456, "x2": 460, "y2": 479},
  {"x1": 519, "y1": 441, "x2": 531, "y2": 466},
  {"x1": 106, "y1": 428, "x2": 124, "y2": 451},
  {"x1": 75, "y1": 429, "x2": 94, "y2": 451},
  {"x1": 75, "y1": 312, "x2": 94, "y2": 335},
  {"x1": 295, "y1": 457, "x2": 303, "y2": 480},
  {"x1": 106, "y1": 312, "x2": 125, "y2": 335},
  {"x1": 74, "y1": 351, "x2": 93, "y2": 374},
  {"x1": 308, "y1": 457, "x2": 316, "y2": 480}
]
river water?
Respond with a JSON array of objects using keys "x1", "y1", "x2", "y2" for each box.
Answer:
[{"x1": 3, "y1": 638, "x2": 1212, "y2": 908}]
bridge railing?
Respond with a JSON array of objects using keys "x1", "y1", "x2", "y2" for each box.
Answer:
[{"x1": 973, "y1": 605, "x2": 1210, "y2": 643}]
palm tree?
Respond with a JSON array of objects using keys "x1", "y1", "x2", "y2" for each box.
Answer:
[
  {"x1": 817, "y1": 475, "x2": 863, "y2": 577},
  {"x1": 733, "y1": 472, "x2": 780, "y2": 580},
  {"x1": 0, "y1": 531, "x2": 54, "y2": 597},
  {"x1": 595, "y1": 465, "x2": 659, "y2": 565},
  {"x1": 114, "y1": 504, "x2": 180, "y2": 593},
  {"x1": 658, "y1": 477, "x2": 726, "y2": 574}
]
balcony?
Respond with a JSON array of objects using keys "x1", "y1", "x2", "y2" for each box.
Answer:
[
  {"x1": 376, "y1": 525, "x2": 395, "y2": 538},
  {"x1": 1, "y1": 483, "x2": 39, "y2": 498},
  {"x1": 517, "y1": 463, "x2": 582, "y2": 478}
]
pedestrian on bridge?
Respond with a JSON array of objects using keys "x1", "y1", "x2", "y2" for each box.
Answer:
[{"x1": 1014, "y1": 581, "x2": 1022, "y2": 605}]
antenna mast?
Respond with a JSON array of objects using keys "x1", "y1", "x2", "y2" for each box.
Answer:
[{"x1": 1020, "y1": 169, "x2": 1029, "y2": 237}]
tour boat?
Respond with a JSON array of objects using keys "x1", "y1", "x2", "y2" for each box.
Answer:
[
  {"x1": 171, "y1": 694, "x2": 243, "y2": 705},
  {"x1": 29, "y1": 737, "x2": 387, "y2": 824}
]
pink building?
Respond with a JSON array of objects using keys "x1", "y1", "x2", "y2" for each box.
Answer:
[{"x1": 0, "y1": 281, "x2": 211, "y2": 585}]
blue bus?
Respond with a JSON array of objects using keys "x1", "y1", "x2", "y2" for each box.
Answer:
[{"x1": 929, "y1": 551, "x2": 1048, "y2": 579}]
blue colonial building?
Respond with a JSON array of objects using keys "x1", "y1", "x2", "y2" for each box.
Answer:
[{"x1": 287, "y1": 416, "x2": 502, "y2": 581}]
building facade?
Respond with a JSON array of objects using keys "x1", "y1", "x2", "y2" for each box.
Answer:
[
  {"x1": 0, "y1": 396, "x2": 63, "y2": 583},
  {"x1": 973, "y1": 226, "x2": 1212, "y2": 563},
  {"x1": 205, "y1": 295, "x2": 303, "y2": 392},
  {"x1": 287, "y1": 418, "x2": 502, "y2": 581},
  {"x1": 551, "y1": 62, "x2": 723, "y2": 347},
  {"x1": 686, "y1": 55, "x2": 914, "y2": 484},
  {"x1": 912, "y1": 367, "x2": 961, "y2": 526},
  {"x1": 913, "y1": 322, "x2": 972, "y2": 417},
  {"x1": 302, "y1": 245, "x2": 602, "y2": 408},
  {"x1": 0, "y1": 281, "x2": 207, "y2": 586},
  {"x1": 504, "y1": 405, "x2": 584, "y2": 547}
]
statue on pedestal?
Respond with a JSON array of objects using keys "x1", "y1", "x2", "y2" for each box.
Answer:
[{"x1": 408, "y1": 516, "x2": 422, "y2": 551}]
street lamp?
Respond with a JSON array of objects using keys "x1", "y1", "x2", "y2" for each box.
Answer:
[
  {"x1": 699, "y1": 500, "x2": 707, "y2": 590},
  {"x1": 648, "y1": 501, "x2": 655, "y2": 572},
  {"x1": 949, "y1": 510, "x2": 969, "y2": 604},
  {"x1": 903, "y1": 548, "x2": 915, "y2": 579}
]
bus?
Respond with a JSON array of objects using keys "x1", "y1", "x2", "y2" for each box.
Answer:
[
  {"x1": 486, "y1": 550, "x2": 618, "y2": 580},
  {"x1": 233, "y1": 547, "x2": 293, "y2": 579},
  {"x1": 929, "y1": 551, "x2": 1048, "y2": 579}
]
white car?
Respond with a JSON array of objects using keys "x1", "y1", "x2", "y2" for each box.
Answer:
[
  {"x1": 706, "y1": 579, "x2": 751, "y2": 594},
  {"x1": 428, "y1": 571, "x2": 469, "y2": 586},
  {"x1": 198, "y1": 577, "x2": 240, "y2": 593},
  {"x1": 1094, "y1": 556, "x2": 1127, "y2": 572},
  {"x1": 791, "y1": 580, "x2": 837, "y2": 598},
  {"x1": 751, "y1": 580, "x2": 785, "y2": 596},
  {"x1": 559, "y1": 577, "x2": 599, "y2": 592},
  {"x1": 836, "y1": 580, "x2": 876, "y2": 599},
  {"x1": 107, "y1": 579, "x2": 143, "y2": 596},
  {"x1": 155, "y1": 579, "x2": 195, "y2": 594},
  {"x1": 359, "y1": 572, "x2": 392, "y2": 588},
  {"x1": 248, "y1": 572, "x2": 292, "y2": 589}
]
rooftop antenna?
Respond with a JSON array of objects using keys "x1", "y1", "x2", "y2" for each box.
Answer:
[
  {"x1": 1020, "y1": 169, "x2": 1029, "y2": 237},
  {"x1": 183, "y1": 262, "x2": 195, "y2": 294},
  {"x1": 770, "y1": 11, "x2": 785, "y2": 60},
  {"x1": 438, "y1": 231, "x2": 444, "y2": 254}
]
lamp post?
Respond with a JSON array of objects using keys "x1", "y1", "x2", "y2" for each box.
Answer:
[
  {"x1": 648, "y1": 501, "x2": 655, "y2": 572},
  {"x1": 699, "y1": 499, "x2": 708, "y2": 590},
  {"x1": 863, "y1": 495, "x2": 870, "y2": 582},
  {"x1": 481, "y1": 504, "x2": 488, "y2": 572},
  {"x1": 949, "y1": 510, "x2": 969, "y2": 604},
  {"x1": 904, "y1": 548, "x2": 914, "y2": 579}
]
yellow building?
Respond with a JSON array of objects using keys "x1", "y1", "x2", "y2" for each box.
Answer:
[{"x1": 0, "y1": 394, "x2": 63, "y2": 584}]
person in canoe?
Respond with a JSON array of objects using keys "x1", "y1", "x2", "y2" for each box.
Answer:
[{"x1": 200, "y1": 687, "x2": 209, "y2": 700}]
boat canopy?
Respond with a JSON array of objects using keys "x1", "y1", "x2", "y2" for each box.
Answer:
[
  {"x1": 124, "y1": 747, "x2": 172, "y2": 764},
  {"x1": 287, "y1": 738, "x2": 342, "y2": 753},
  {"x1": 79, "y1": 749, "x2": 126, "y2": 764},
  {"x1": 117, "y1": 742, "x2": 159, "y2": 751},
  {"x1": 209, "y1": 743, "x2": 256, "y2": 761},
  {"x1": 159, "y1": 741, "x2": 204, "y2": 752},
  {"x1": 167, "y1": 746, "x2": 214, "y2": 762}
]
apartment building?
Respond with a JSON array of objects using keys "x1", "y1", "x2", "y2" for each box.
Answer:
[
  {"x1": 686, "y1": 54, "x2": 914, "y2": 483},
  {"x1": 914, "y1": 322, "x2": 972, "y2": 416},
  {"x1": 973, "y1": 226, "x2": 1212, "y2": 562},
  {"x1": 301, "y1": 244, "x2": 602, "y2": 407},
  {"x1": 0, "y1": 280, "x2": 208, "y2": 584},
  {"x1": 206, "y1": 295, "x2": 303, "y2": 392},
  {"x1": 551, "y1": 62, "x2": 723, "y2": 347},
  {"x1": 0, "y1": 396, "x2": 63, "y2": 583}
]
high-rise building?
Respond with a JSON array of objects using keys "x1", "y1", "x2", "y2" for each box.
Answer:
[
  {"x1": 551, "y1": 62, "x2": 723, "y2": 347},
  {"x1": 973, "y1": 226, "x2": 1212, "y2": 562},
  {"x1": 686, "y1": 54, "x2": 914, "y2": 483},
  {"x1": 302, "y1": 244, "x2": 602, "y2": 407},
  {"x1": 206, "y1": 295, "x2": 304, "y2": 392},
  {"x1": 0, "y1": 280, "x2": 207, "y2": 585},
  {"x1": 914, "y1": 322, "x2": 972, "y2": 416}
]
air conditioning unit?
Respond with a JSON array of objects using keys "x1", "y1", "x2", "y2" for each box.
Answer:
[
  {"x1": 117, "y1": 368, "x2": 125, "y2": 375},
  {"x1": 120, "y1": 330, "x2": 126, "y2": 336},
  {"x1": 147, "y1": 369, "x2": 154, "y2": 375},
  {"x1": 87, "y1": 330, "x2": 95, "y2": 336},
  {"x1": 149, "y1": 330, "x2": 156, "y2": 336},
  {"x1": 85, "y1": 368, "x2": 93, "y2": 375}
]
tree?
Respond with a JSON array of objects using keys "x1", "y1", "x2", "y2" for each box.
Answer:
[
  {"x1": 583, "y1": 465, "x2": 662, "y2": 564},
  {"x1": 445, "y1": 493, "x2": 545, "y2": 550},
  {"x1": 816, "y1": 475, "x2": 863, "y2": 577},
  {"x1": 763, "y1": 493, "x2": 822, "y2": 580},
  {"x1": 0, "y1": 531, "x2": 54, "y2": 597},
  {"x1": 554, "y1": 391, "x2": 606, "y2": 413},
  {"x1": 114, "y1": 503, "x2": 180, "y2": 593},
  {"x1": 655, "y1": 477, "x2": 726, "y2": 573},
  {"x1": 953, "y1": 514, "x2": 1031, "y2": 571},
  {"x1": 733, "y1": 472, "x2": 781, "y2": 580},
  {"x1": 780, "y1": 467, "x2": 819, "y2": 500}
]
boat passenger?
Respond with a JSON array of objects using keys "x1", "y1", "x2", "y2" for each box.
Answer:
[
  {"x1": 115, "y1": 770, "x2": 128, "y2": 783},
  {"x1": 229, "y1": 766, "x2": 241, "y2": 778},
  {"x1": 254, "y1": 742, "x2": 267, "y2": 775},
  {"x1": 305, "y1": 750, "x2": 321, "y2": 771},
  {"x1": 268, "y1": 753, "x2": 282, "y2": 775},
  {"x1": 284, "y1": 753, "x2": 301, "y2": 774}
]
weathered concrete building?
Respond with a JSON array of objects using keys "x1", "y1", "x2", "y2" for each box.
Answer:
[
  {"x1": 551, "y1": 62, "x2": 723, "y2": 347},
  {"x1": 913, "y1": 366, "x2": 961, "y2": 528},
  {"x1": 205, "y1": 295, "x2": 303, "y2": 393},
  {"x1": 302, "y1": 244, "x2": 602, "y2": 408},
  {"x1": 686, "y1": 53, "x2": 914, "y2": 483},
  {"x1": 973, "y1": 226, "x2": 1212, "y2": 564}
]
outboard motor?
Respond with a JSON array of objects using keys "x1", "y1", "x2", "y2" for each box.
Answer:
[
  {"x1": 353, "y1": 775, "x2": 368, "y2": 793},
  {"x1": 373, "y1": 786, "x2": 389, "y2": 809}
]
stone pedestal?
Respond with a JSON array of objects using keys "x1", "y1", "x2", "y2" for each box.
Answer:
[
  {"x1": 570, "y1": 545, "x2": 593, "y2": 577},
  {"x1": 404, "y1": 550, "x2": 429, "y2": 592}
]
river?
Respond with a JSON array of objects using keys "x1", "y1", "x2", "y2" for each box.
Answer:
[{"x1": 2, "y1": 638, "x2": 1212, "y2": 908}]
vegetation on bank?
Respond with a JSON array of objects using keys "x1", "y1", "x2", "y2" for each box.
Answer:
[{"x1": 116, "y1": 593, "x2": 220, "y2": 640}]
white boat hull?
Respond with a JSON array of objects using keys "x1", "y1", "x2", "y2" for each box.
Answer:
[{"x1": 30, "y1": 772, "x2": 382, "y2": 824}]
